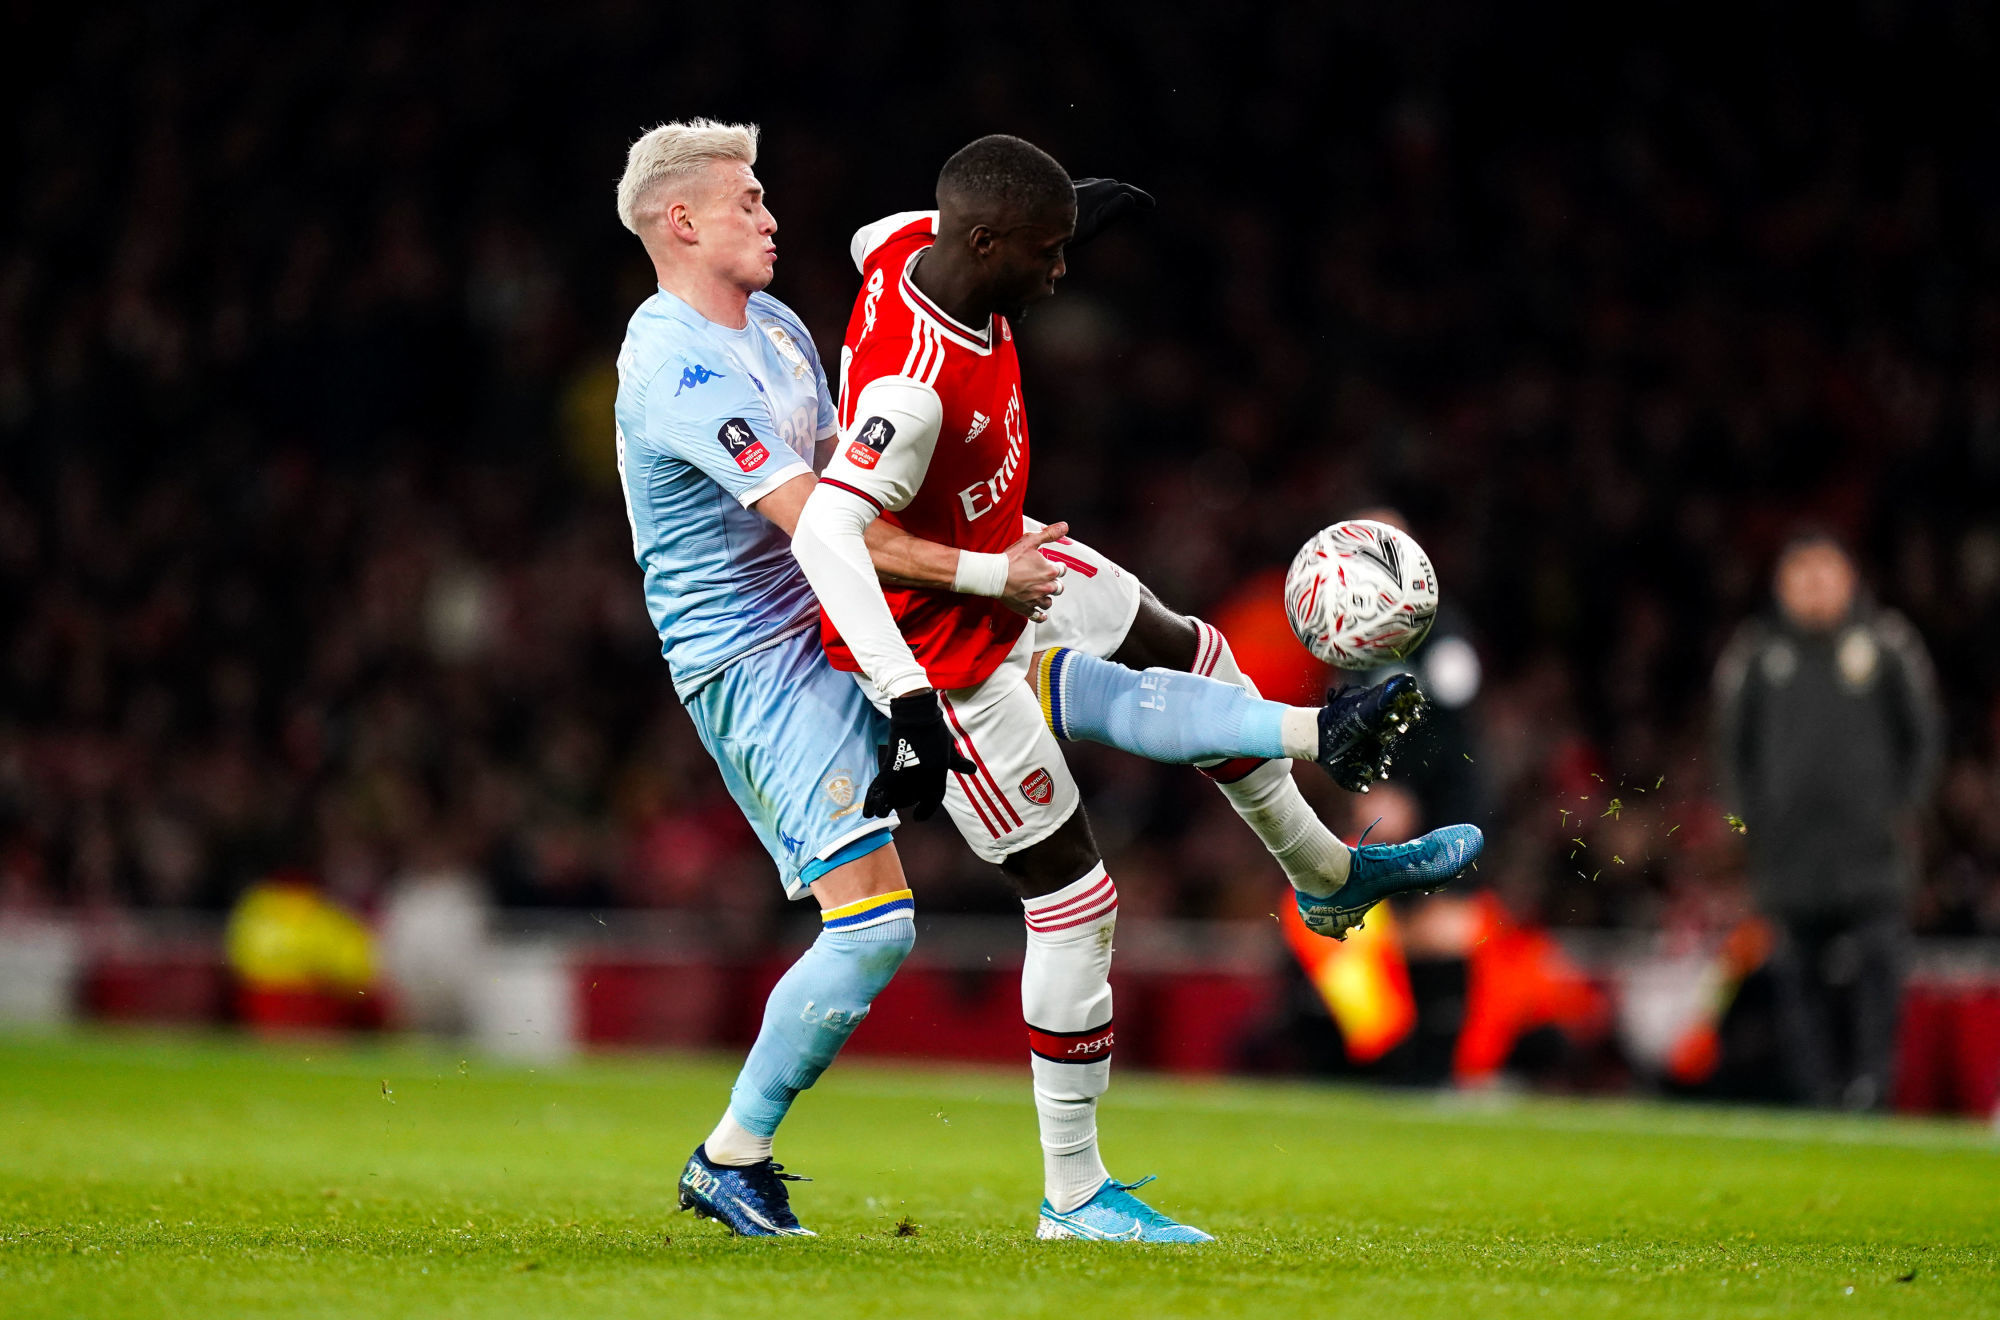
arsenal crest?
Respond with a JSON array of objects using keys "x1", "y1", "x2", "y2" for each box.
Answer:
[{"x1": 1020, "y1": 767, "x2": 1055, "y2": 806}]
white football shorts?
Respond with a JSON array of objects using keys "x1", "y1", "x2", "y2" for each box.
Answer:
[
  {"x1": 1023, "y1": 518, "x2": 1145, "y2": 660},
  {"x1": 855, "y1": 525, "x2": 1145, "y2": 863}
]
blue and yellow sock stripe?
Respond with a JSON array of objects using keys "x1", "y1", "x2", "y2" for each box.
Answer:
[
  {"x1": 1036, "y1": 647, "x2": 1073, "y2": 739},
  {"x1": 821, "y1": 887, "x2": 915, "y2": 932}
]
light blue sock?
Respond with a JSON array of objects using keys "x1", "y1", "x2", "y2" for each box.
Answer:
[
  {"x1": 726, "y1": 889, "x2": 916, "y2": 1138},
  {"x1": 1035, "y1": 647, "x2": 1291, "y2": 764}
]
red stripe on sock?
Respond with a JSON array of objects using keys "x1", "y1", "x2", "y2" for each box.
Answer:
[
  {"x1": 1025, "y1": 874, "x2": 1115, "y2": 921},
  {"x1": 1028, "y1": 1020, "x2": 1115, "y2": 1063},
  {"x1": 1199, "y1": 756, "x2": 1268, "y2": 784},
  {"x1": 1194, "y1": 621, "x2": 1218, "y2": 676},
  {"x1": 1026, "y1": 901, "x2": 1119, "y2": 933}
]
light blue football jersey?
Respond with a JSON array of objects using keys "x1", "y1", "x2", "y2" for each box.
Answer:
[{"x1": 614, "y1": 288, "x2": 839, "y2": 699}]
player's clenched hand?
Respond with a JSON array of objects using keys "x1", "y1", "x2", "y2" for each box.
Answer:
[
  {"x1": 1070, "y1": 178, "x2": 1155, "y2": 247},
  {"x1": 866, "y1": 691, "x2": 976, "y2": 821},
  {"x1": 1002, "y1": 521, "x2": 1069, "y2": 621}
]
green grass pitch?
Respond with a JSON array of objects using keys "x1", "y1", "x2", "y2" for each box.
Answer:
[{"x1": 1, "y1": 1032, "x2": 1995, "y2": 1318}]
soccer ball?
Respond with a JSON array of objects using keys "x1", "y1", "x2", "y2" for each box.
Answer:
[{"x1": 1283, "y1": 520, "x2": 1439, "y2": 669}]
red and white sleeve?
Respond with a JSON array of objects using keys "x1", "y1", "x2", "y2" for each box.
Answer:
[
  {"x1": 816, "y1": 376, "x2": 942, "y2": 514},
  {"x1": 790, "y1": 377, "x2": 945, "y2": 700}
]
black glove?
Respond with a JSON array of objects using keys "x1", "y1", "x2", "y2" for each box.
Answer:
[
  {"x1": 865, "y1": 691, "x2": 976, "y2": 821},
  {"x1": 1070, "y1": 177, "x2": 1155, "y2": 247}
]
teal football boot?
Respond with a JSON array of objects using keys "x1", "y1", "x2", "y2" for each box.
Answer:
[
  {"x1": 1036, "y1": 1176, "x2": 1214, "y2": 1243},
  {"x1": 1296, "y1": 823, "x2": 1484, "y2": 940}
]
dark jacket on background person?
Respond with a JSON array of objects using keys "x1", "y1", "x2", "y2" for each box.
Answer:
[{"x1": 1712, "y1": 601, "x2": 1944, "y2": 920}]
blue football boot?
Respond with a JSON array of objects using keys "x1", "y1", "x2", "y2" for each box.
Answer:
[
  {"x1": 1036, "y1": 1176, "x2": 1214, "y2": 1243},
  {"x1": 1316, "y1": 673, "x2": 1428, "y2": 793},
  {"x1": 677, "y1": 1145, "x2": 815, "y2": 1237},
  {"x1": 1296, "y1": 822, "x2": 1485, "y2": 940}
]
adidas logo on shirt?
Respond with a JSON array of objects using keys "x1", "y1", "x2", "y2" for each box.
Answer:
[{"x1": 963, "y1": 411, "x2": 989, "y2": 443}]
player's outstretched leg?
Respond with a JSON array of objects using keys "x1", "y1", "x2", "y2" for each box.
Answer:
[
  {"x1": 1036, "y1": 634, "x2": 1481, "y2": 939},
  {"x1": 1175, "y1": 617, "x2": 1357, "y2": 896},
  {"x1": 1316, "y1": 673, "x2": 1430, "y2": 792},
  {"x1": 1165, "y1": 621, "x2": 1482, "y2": 934},
  {"x1": 680, "y1": 883, "x2": 915, "y2": 1237},
  {"x1": 1033, "y1": 645, "x2": 1428, "y2": 792}
]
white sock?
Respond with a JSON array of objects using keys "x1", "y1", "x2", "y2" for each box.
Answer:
[
  {"x1": 1188, "y1": 620, "x2": 1349, "y2": 896},
  {"x1": 1278, "y1": 707, "x2": 1320, "y2": 761},
  {"x1": 1021, "y1": 864, "x2": 1119, "y2": 1214},
  {"x1": 1220, "y1": 759, "x2": 1352, "y2": 897},
  {"x1": 702, "y1": 1110, "x2": 773, "y2": 1166},
  {"x1": 1040, "y1": 1096, "x2": 1110, "y2": 1214}
]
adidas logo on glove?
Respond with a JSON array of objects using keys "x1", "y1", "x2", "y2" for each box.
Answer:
[{"x1": 890, "y1": 739, "x2": 922, "y2": 771}]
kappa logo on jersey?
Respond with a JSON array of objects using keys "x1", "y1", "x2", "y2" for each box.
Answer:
[
  {"x1": 717, "y1": 417, "x2": 769, "y2": 472},
  {"x1": 1020, "y1": 767, "x2": 1055, "y2": 806},
  {"x1": 845, "y1": 415, "x2": 896, "y2": 470},
  {"x1": 963, "y1": 410, "x2": 989, "y2": 443},
  {"x1": 674, "y1": 364, "x2": 724, "y2": 396}
]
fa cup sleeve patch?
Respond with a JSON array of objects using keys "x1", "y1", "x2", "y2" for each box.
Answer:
[
  {"x1": 717, "y1": 417, "x2": 769, "y2": 472},
  {"x1": 845, "y1": 415, "x2": 896, "y2": 470}
]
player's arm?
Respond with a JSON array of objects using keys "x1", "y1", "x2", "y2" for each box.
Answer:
[
  {"x1": 769, "y1": 303, "x2": 1060, "y2": 614},
  {"x1": 872, "y1": 517, "x2": 1069, "y2": 613},
  {"x1": 790, "y1": 377, "x2": 945, "y2": 699},
  {"x1": 754, "y1": 474, "x2": 1064, "y2": 617},
  {"x1": 790, "y1": 377, "x2": 985, "y2": 818},
  {"x1": 638, "y1": 357, "x2": 1052, "y2": 612},
  {"x1": 1876, "y1": 610, "x2": 1944, "y2": 811},
  {"x1": 1710, "y1": 622, "x2": 1761, "y2": 814}
]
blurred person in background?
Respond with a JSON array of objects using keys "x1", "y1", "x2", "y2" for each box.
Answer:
[
  {"x1": 225, "y1": 871, "x2": 376, "y2": 1034},
  {"x1": 1714, "y1": 532, "x2": 1943, "y2": 1109},
  {"x1": 377, "y1": 837, "x2": 492, "y2": 1037}
]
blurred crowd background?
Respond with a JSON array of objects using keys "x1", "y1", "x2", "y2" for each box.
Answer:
[{"x1": 3, "y1": 0, "x2": 1999, "y2": 957}]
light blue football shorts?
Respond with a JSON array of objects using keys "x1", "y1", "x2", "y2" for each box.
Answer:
[{"x1": 684, "y1": 625, "x2": 897, "y2": 899}]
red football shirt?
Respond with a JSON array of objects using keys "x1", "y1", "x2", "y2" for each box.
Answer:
[{"x1": 818, "y1": 214, "x2": 1033, "y2": 691}]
